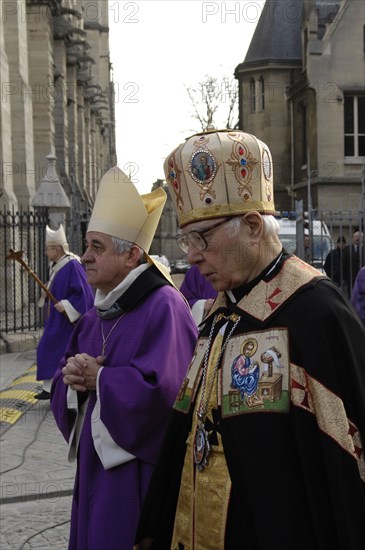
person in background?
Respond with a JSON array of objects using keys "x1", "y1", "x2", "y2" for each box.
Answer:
[
  {"x1": 293, "y1": 230, "x2": 311, "y2": 265},
  {"x1": 323, "y1": 235, "x2": 346, "y2": 286},
  {"x1": 35, "y1": 225, "x2": 94, "y2": 400},
  {"x1": 179, "y1": 263, "x2": 217, "y2": 324},
  {"x1": 51, "y1": 167, "x2": 198, "y2": 550},
  {"x1": 135, "y1": 129, "x2": 365, "y2": 550},
  {"x1": 351, "y1": 266, "x2": 365, "y2": 326},
  {"x1": 342, "y1": 228, "x2": 364, "y2": 297},
  {"x1": 303, "y1": 232, "x2": 311, "y2": 264}
]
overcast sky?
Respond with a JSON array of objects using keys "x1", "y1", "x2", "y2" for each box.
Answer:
[{"x1": 108, "y1": 0, "x2": 265, "y2": 194}]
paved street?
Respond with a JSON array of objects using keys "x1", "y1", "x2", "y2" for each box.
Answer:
[{"x1": 0, "y1": 351, "x2": 75, "y2": 550}]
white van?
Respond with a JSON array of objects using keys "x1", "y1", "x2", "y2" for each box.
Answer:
[{"x1": 276, "y1": 213, "x2": 332, "y2": 271}]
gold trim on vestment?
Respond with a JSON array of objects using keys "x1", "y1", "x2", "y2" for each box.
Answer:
[
  {"x1": 208, "y1": 255, "x2": 324, "y2": 322},
  {"x1": 291, "y1": 363, "x2": 365, "y2": 482},
  {"x1": 172, "y1": 329, "x2": 232, "y2": 549}
]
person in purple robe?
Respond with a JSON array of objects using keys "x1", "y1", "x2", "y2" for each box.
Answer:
[
  {"x1": 179, "y1": 264, "x2": 217, "y2": 324},
  {"x1": 35, "y1": 225, "x2": 94, "y2": 400},
  {"x1": 351, "y1": 266, "x2": 365, "y2": 326},
  {"x1": 50, "y1": 167, "x2": 198, "y2": 550}
]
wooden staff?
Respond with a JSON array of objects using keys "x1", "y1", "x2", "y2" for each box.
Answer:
[{"x1": 6, "y1": 248, "x2": 60, "y2": 306}]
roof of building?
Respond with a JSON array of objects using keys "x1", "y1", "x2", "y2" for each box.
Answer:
[
  {"x1": 236, "y1": 0, "x2": 341, "y2": 71},
  {"x1": 242, "y1": 0, "x2": 304, "y2": 67}
]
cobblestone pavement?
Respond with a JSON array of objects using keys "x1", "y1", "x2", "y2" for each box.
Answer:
[
  {"x1": 0, "y1": 496, "x2": 71, "y2": 550},
  {"x1": 0, "y1": 351, "x2": 75, "y2": 550}
]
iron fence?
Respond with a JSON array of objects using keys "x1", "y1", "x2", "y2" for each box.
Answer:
[
  {"x1": 316, "y1": 208, "x2": 364, "y2": 298},
  {"x1": 0, "y1": 206, "x2": 49, "y2": 334},
  {"x1": 0, "y1": 204, "x2": 363, "y2": 334}
]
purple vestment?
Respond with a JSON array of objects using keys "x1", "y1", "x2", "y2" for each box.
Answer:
[
  {"x1": 180, "y1": 265, "x2": 218, "y2": 324},
  {"x1": 51, "y1": 283, "x2": 197, "y2": 550},
  {"x1": 351, "y1": 266, "x2": 365, "y2": 325},
  {"x1": 179, "y1": 264, "x2": 217, "y2": 308},
  {"x1": 36, "y1": 258, "x2": 94, "y2": 381}
]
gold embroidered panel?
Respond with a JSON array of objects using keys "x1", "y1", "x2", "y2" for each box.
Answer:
[
  {"x1": 207, "y1": 256, "x2": 325, "y2": 323},
  {"x1": 291, "y1": 363, "x2": 365, "y2": 482},
  {"x1": 237, "y1": 257, "x2": 324, "y2": 321},
  {"x1": 220, "y1": 328, "x2": 290, "y2": 417},
  {"x1": 173, "y1": 338, "x2": 208, "y2": 414}
]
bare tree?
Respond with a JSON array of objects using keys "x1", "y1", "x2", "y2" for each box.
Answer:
[{"x1": 186, "y1": 75, "x2": 239, "y2": 132}]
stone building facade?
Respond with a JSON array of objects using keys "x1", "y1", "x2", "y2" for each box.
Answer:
[
  {"x1": 235, "y1": 0, "x2": 365, "y2": 216},
  {"x1": 0, "y1": 0, "x2": 116, "y2": 335},
  {"x1": 0, "y1": 0, "x2": 116, "y2": 232}
]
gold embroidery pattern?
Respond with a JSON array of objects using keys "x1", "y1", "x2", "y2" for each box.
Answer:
[
  {"x1": 172, "y1": 330, "x2": 232, "y2": 550},
  {"x1": 262, "y1": 148, "x2": 272, "y2": 200},
  {"x1": 207, "y1": 256, "x2": 323, "y2": 323},
  {"x1": 226, "y1": 133, "x2": 259, "y2": 201},
  {"x1": 173, "y1": 338, "x2": 208, "y2": 414},
  {"x1": 238, "y1": 256, "x2": 324, "y2": 322},
  {"x1": 291, "y1": 363, "x2": 365, "y2": 481}
]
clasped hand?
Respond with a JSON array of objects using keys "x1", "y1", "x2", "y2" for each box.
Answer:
[{"x1": 62, "y1": 353, "x2": 104, "y2": 392}]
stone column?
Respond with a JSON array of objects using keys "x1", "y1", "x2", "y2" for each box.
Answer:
[
  {"x1": 0, "y1": 0, "x2": 17, "y2": 208},
  {"x1": 53, "y1": 39, "x2": 69, "y2": 184},
  {"x1": 26, "y1": 1, "x2": 56, "y2": 188},
  {"x1": 67, "y1": 64, "x2": 79, "y2": 189}
]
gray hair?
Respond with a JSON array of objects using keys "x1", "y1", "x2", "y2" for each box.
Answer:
[
  {"x1": 111, "y1": 236, "x2": 145, "y2": 263},
  {"x1": 225, "y1": 214, "x2": 280, "y2": 238}
]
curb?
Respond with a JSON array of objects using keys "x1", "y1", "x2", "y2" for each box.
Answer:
[{"x1": 0, "y1": 331, "x2": 42, "y2": 355}]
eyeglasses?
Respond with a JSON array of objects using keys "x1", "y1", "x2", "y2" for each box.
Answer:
[{"x1": 176, "y1": 218, "x2": 231, "y2": 253}]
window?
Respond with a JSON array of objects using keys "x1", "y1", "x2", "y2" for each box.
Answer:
[
  {"x1": 344, "y1": 95, "x2": 365, "y2": 157},
  {"x1": 249, "y1": 78, "x2": 256, "y2": 113},
  {"x1": 257, "y1": 77, "x2": 265, "y2": 111},
  {"x1": 249, "y1": 78, "x2": 264, "y2": 113},
  {"x1": 300, "y1": 102, "x2": 307, "y2": 167}
]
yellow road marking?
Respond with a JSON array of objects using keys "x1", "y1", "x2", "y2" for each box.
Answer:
[
  {"x1": 0, "y1": 363, "x2": 40, "y2": 429},
  {"x1": 12, "y1": 375, "x2": 37, "y2": 385},
  {"x1": 0, "y1": 389, "x2": 37, "y2": 403},
  {"x1": 26, "y1": 364, "x2": 37, "y2": 372},
  {"x1": 0, "y1": 407, "x2": 23, "y2": 424}
]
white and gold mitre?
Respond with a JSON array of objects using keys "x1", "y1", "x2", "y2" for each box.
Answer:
[
  {"x1": 46, "y1": 224, "x2": 70, "y2": 253},
  {"x1": 163, "y1": 129, "x2": 275, "y2": 227},
  {"x1": 88, "y1": 166, "x2": 167, "y2": 253}
]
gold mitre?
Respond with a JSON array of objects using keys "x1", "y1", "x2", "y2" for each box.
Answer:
[
  {"x1": 87, "y1": 167, "x2": 167, "y2": 253},
  {"x1": 46, "y1": 224, "x2": 70, "y2": 254},
  {"x1": 163, "y1": 129, "x2": 275, "y2": 227}
]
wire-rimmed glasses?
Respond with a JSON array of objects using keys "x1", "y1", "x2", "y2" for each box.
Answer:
[{"x1": 176, "y1": 218, "x2": 231, "y2": 254}]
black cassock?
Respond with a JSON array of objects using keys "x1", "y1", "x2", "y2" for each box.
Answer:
[{"x1": 136, "y1": 254, "x2": 365, "y2": 550}]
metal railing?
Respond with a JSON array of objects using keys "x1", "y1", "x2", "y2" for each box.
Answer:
[
  {"x1": 0, "y1": 207, "x2": 49, "y2": 334},
  {"x1": 0, "y1": 204, "x2": 363, "y2": 334}
]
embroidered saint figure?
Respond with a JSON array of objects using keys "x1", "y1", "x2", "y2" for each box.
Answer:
[{"x1": 231, "y1": 338, "x2": 263, "y2": 407}]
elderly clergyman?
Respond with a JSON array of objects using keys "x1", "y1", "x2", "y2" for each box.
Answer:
[
  {"x1": 135, "y1": 130, "x2": 365, "y2": 549},
  {"x1": 51, "y1": 167, "x2": 198, "y2": 550}
]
